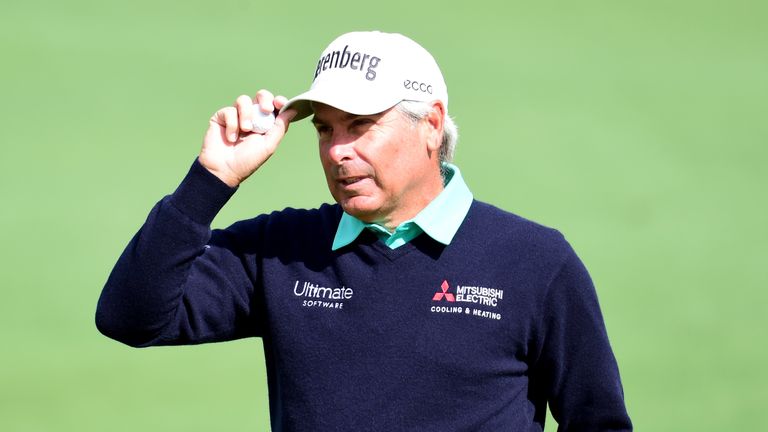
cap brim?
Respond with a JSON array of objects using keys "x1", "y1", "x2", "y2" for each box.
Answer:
[{"x1": 281, "y1": 87, "x2": 403, "y2": 123}]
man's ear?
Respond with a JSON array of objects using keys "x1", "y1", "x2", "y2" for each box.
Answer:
[{"x1": 424, "y1": 100, "x2": 445, "y2": 153}]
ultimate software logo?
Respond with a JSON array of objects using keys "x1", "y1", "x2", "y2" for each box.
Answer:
[{"x1": 432, "y1": 280, "x2": 455, "y2": 302}]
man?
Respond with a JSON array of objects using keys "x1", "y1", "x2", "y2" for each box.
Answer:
[{"x1": 97, "y1": 31, "x2": 632, "y2": 431}]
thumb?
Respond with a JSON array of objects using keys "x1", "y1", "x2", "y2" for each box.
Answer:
[{"x1": 268, "y1": 108, "x2": 298, "y2": 139}]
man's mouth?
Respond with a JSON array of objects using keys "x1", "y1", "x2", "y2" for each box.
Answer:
[{"x1": 338, "y1": 176, "x2": 367, "y2": 186}]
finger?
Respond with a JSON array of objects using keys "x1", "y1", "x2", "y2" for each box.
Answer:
[
  {"x1": 269, "y1": 108, "x2": 297, "y2": 137},
  {"x1": 235, "y1": 95, "x2": 254, "y2": 132},
  {"x1": 211, "y1": 107, "x2": 238, "y2": 142},
  {"x1": 217, "y1": 106, "x2": 239, "y2": 143},
  {"x1": 273, "y1": 95, "x2": 289, "y2": 111},
  {"x1": 255, "y1": 89, "x2": 275, "y2": 113}
]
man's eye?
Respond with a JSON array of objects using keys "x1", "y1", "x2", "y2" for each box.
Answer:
[
  {"x1": 351, "y1": 118, "x2": 374, "y2": 129},
  {"x1": 315, "y1": 125, "x2": 331, "y2": 135}
]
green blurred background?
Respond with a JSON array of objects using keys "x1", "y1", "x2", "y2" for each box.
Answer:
[{"x1": 2, "y1": 0, "x2": 766, "y2": 430}]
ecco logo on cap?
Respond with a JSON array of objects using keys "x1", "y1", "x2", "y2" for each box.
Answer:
[{"x1": 403, "y1": 79, "x2": 433, "y2": 94}]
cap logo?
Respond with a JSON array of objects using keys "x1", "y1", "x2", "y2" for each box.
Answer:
[
  {"x1": 403, "y1": 79, "x2": 433, "y2": 94},
  {"x1": 314, "y1": 45, "x2": 381, "y2": 82}
]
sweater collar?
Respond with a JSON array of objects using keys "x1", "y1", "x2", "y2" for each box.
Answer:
[{"x1": 331, "y1": 163, "x2": 473, "y2": 250}]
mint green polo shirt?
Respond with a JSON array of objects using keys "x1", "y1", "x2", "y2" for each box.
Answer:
[{"x1": 331, "y1": 163, "x2": 473, "y2": 250}]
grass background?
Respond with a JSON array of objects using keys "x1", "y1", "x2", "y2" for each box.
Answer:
[{"x1": 1, "y1": 0, "x2": 766, "y2": 430}]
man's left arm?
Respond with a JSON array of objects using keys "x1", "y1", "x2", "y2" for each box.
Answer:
[{"x1": 531, "y1": 245, "x2": 633, "y2": 431}]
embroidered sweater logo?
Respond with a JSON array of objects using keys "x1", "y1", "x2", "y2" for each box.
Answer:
[
  {"x1": 294, "y1": 280, "x2": 352, "y2": 310},
  {"x1": 430, "y1": 280, "x2": 505, "y2": 321},
  {"x1": 432, "y1": 280, "x2": 455, "y2": 302}
]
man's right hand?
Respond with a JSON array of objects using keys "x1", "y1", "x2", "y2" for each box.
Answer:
[{"x1": 199, "y1": 89, "x2": 297, "y2": 187}]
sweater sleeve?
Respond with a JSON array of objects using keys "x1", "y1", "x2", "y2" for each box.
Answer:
[
  {"x1": 531, "y1": 245, "x2": 633, "y2": 431},
  {"x1": 95, "y1": 159, "x2": 262, "y2": 347}
]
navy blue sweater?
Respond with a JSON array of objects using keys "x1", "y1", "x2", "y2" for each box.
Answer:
[{"x1": 97, "y1": 160, "x2": 632, "y2": 431}]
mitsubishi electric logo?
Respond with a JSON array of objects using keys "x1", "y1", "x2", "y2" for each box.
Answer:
[
  {"x1": 430, "y1": 279, "x2": 505, "y2": 321},
  {"x1": 432, "y1": 280, "x2": 455, "y2": 302}
]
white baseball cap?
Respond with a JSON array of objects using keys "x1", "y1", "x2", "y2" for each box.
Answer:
[{"x1": 282, "y1": 31, "x2": 448, "y2": 121}]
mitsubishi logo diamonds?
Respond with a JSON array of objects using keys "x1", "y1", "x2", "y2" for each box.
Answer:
[{"x1": 432, "y1": 280, "x2": 455, "y2": 302}]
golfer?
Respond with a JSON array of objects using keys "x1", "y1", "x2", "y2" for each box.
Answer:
[{"x1": 97, "y1": 31, "x2": 632, "y2": 431}]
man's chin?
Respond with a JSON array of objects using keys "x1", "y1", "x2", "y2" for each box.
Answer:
[{"x1": 338, "y1": 196, "x2": 382, "y2": 221}]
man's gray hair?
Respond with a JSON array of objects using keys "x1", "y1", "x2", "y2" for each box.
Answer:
[{"x1": 395, "y1": 100, "x2": 458, "y2": 163}]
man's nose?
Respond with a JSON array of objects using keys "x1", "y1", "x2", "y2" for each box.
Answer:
[{"x1": 327, "y1": 136, "x2": 356, "y2": 163}]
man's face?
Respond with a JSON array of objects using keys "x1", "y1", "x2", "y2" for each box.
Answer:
[{"x1": 311, "y1": 103, "x2": 441, "y2": 228}]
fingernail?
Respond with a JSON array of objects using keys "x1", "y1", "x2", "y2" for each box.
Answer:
[
  {"x1": 243, "y1": 120, "x2": 253, "y2": 130},
  {"x1": 229, "y1": 132, "x2": 237, "y2": 141}
]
